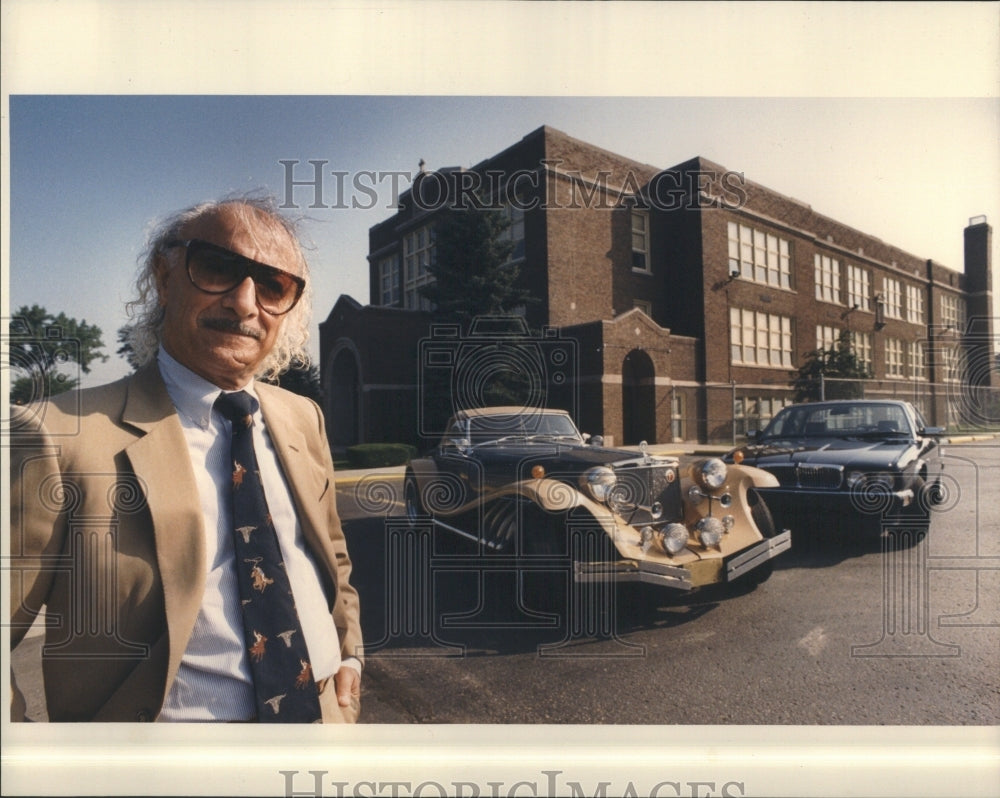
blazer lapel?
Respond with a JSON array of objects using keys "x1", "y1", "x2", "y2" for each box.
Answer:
[
  {"x1": 257, "y1": 392, "x2": 336, "y2": 578},
  {"x1": 121, "y1": 363, "x2": 207, "y2": 691}
]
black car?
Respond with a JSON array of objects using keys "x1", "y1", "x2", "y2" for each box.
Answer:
[
  {"x1": 726, "y1": 399, "x2": 945, "y2": 535},
  {"x1": 404, "y1": 406, "x2": 790, "y2": 606}
]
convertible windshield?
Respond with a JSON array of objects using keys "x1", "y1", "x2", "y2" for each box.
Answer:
[
  {"x1": 446, "y1": 412, "x2": 584, "y2": 444},
  {"x1": 762, "y1": 403, "x2": 912, "y2": 439}
]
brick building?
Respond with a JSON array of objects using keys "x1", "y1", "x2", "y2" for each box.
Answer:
[{"x1": 319, "y1": 126, "x2": 994, "y2": 449}]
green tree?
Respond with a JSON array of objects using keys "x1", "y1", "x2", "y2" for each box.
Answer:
[
  {"x1": 418, "y1": 205, "x2": 535, "y2": 326},
  {"x1": 262, "y1": 362, "x2": 323, "y2": 404},
  {"x1": 792, "y1": 329, "x2": 872, "y2": 402},
  {"x1": 417, "y1": 205, "x2": 540, "y2": 428},
  {"x1": 116, "y1": 324, "x2": 142, "y2": 371},
  {"x1": 9, "y1": 305, "x2": 108, "y2": 404}
]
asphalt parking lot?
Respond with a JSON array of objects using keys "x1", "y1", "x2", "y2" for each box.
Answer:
[{"x1": 11, "y1": 440, "x2": 999, "y2": 726}]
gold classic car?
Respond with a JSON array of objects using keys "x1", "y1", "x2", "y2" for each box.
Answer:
[{"x1": 404, "y1": 407, "x2": 791, "y2": 609}]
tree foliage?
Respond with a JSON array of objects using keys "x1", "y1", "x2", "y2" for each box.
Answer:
[
  {"x1": 416, "y1": 206, "x2": 541, "y2": 431},
  {"x1": 418, "y1": 205, "x2": 535, "y2": 328},
  {"x1": 116, "y1": 325, "x2": 143, "y2": 372},
  {"x1": 262, "y1": 362, "x2": 323, "y2": 404},
  {"x1": 9, "y1": 304, "x2": 108, "y2": 404},
  {"x1": 792, "y1": 329, "x2": 872, "y2": 402}
]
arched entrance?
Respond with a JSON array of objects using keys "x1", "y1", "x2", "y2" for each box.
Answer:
[
  {"x1": 327, "y1": 344, "x2": 361, "y2": 448},
  {"x1": 621, "y1": 349, "x2": 656, "y2": 445}
]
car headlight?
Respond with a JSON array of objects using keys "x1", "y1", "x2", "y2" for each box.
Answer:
[
  {"x1": 697, "y1": 516, "x2": 726, "y2": 548},
  {"x1": 660, "y1": 523, "x2": 690, "y2": 555},
  {"x1": 693, "y1": 458, "x2": 728, "y2": 491},
  {"x1": 847, "y1": 471, "x2": 893, "y2": 491},
  {"x1": 581, "y1": 466, "x2": 617, "y2": 502}
]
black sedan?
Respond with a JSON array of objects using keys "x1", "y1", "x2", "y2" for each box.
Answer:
[
  {"x1": 404, "y1": 406, "x2": 790, "y2": 609},
  {"x1": 726, "y1": 399, "x2": 945, "y2": 535}
]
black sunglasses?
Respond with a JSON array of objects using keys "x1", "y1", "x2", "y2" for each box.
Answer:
[{"x1": 163, "y1": 239, "x2": 306, "y2": 315}]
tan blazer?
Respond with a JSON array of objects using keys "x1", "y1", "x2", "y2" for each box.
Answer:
[{"x1": 9, "y1": 362, "x2": 363, "y2": 722}]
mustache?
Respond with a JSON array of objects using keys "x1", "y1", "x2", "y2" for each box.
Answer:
[{"x1": 199, "y1": 317, "x2": 266, "y2": 340}]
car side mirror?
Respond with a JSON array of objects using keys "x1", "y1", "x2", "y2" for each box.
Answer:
[
  {"x1": 745, "y1": 430, "x2": 760, "y2": 443},
  {"x1": 585, "y1": 434, "x2": 604, "y2": 447}
]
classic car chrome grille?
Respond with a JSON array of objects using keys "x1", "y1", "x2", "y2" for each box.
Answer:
[
  {"x1": 768, "y1": 464, "x2": 843, "y2": 490},
  {"x1": 611, "y1": 463, "x2": 683, "y2": 522}
]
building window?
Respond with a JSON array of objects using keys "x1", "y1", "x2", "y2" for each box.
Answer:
[
  {"x1": 730, "y1": 307, "x2": 793, "y2": 367},
  {"x1": 727, "y1": 222, "x2": 790, "y2": 289},
  {"x1": 631, "y1": 210, "x2": 650, "y2": 272},
  {"x1": 853, "y1": 331, "x2": 873, "y2": 374},
  {"x1": 941, "y1": 294, "x2": 966, "y2": 330},
  {"x1": 671, "y1": 392, "x2": 685, "y2": 441},
  {"x1": 883, "y1": 277, "x2": 902, "y2": 319},
  {"x1": 734, "y1": 395, "x2": 791, "y2": 436},
  {"x1": 814, "y1": 254, "x2": 842, "y2": 304},
  {"x1": 846, "y1": 264, "x2": 871, "y2": 311},
  {"x1": 906, "y1": 284, "x2": 924, "y2": 324},
  {"x1": 378, "y1": 254, "x2": 400, "y2": 306},
  {"x1": 909, "y1": 340, "x2": 926, "y2": 380},
  {"x1": 403, "y1": 225, "x2": 435, "y2": 310},
  {"x1": 816, "y1": 325, "x2": 841, "y2": 351},
  {"x1": 499, "y1": 203, "x2": 526, "y2": 262},
  {"x1": 942, "y1": 346, "x2": 962, "y2": 383},
  {"x1": 885, "y1": 337, "x2": 904, "y2": 378},
  {"x1": 633, "y1": 299, "x2": 652, "y2": 316}
]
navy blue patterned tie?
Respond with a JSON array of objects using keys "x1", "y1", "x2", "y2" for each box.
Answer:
[{"x1": 214, "y1": 390, "x2": 322, "y2": 723}]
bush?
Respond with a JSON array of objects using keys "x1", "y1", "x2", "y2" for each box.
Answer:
[{"x1": 345, "y1": 443, "x2": 417, "y2": 469}]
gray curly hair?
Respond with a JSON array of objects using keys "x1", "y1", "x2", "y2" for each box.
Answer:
[{"x1": 124, "y1": 193, "x2": 312, "y2": 380}]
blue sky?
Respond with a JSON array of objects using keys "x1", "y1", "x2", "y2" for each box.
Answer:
[{"x1": 9, "y1": 94, "x2": 998, "y2": 387}]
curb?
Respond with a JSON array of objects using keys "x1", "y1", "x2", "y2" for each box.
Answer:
[{"x1": 944, "y1": 434, "x2": 999, "y2": 444}]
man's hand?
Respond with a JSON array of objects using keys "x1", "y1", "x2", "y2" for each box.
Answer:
[{"x1": 334, "y1": 664, "x2": 361, "y2": 708}]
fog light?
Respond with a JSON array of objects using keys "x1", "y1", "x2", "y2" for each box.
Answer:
[
  {"x1": 639, "y1": 526, "x2": 655, "y2": 553},
  {"x1": 697, "y1": 516, "x2": 725, "y2": 548},
  {"x1": 722, "y1": 515, "x2": 735, "y2": 531},
  {"x1": 661, "y1": 523, "x2": 689, "y2": 555}
]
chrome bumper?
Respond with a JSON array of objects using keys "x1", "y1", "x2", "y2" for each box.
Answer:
[
  {"x1": 574, "y1": 559, "x2": 693, "y2": 591},
  {"x1": 725, "y1": 529, "x2": 792, "y2": 582},
  {"x1": 572, "y1": 529, "x2": 792, "y2": 591}
]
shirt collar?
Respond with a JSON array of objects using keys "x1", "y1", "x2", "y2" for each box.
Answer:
[{"x1": 157, "y1": 347, "x2": 258, "y2": 430}]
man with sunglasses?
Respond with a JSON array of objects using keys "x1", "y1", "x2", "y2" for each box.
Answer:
[{"x1": 10, "y1": 196, "x2": 363, "y2": 722}]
